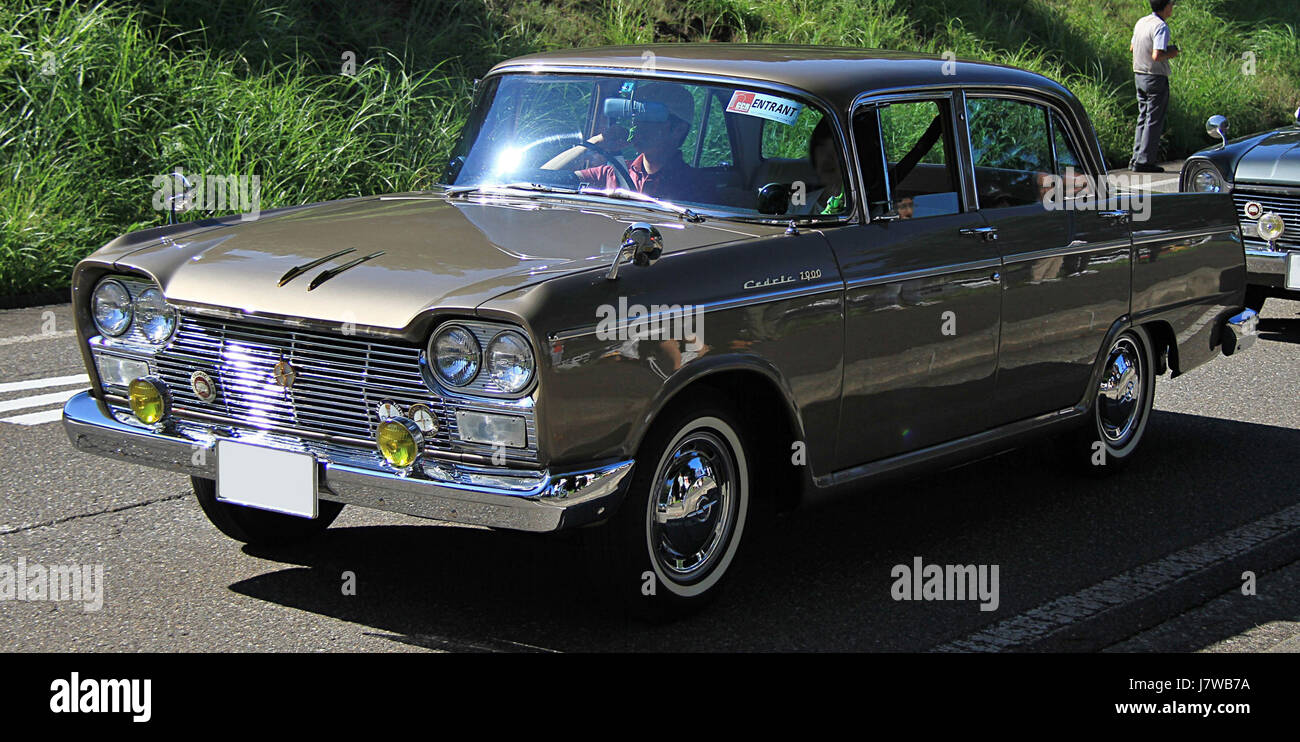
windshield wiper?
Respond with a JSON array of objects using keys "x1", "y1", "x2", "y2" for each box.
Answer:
[
  {"x1": 446, "y1": 182, "x2": 581, "y2": 197},
  {"x1": 578, "y1": 187, "x2": 706, "y2": 223}
]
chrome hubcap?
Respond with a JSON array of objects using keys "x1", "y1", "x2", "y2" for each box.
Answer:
[
  {"x1": 1097, "y1": 336, "x2": 1144, "y2": 444},
  {"x1": 650, "y1": 431, "x2": 736, "y2": 581}
]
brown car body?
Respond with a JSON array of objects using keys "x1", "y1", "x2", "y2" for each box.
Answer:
[{"x1": 63, "y1": 45, "x2": 1257, "y2": 610}]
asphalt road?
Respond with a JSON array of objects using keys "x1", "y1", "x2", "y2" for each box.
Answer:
[{"x1": 0, "y1": 298, "x2": 1297, "y2": 652}]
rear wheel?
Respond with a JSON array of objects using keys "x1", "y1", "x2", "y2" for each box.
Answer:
[
  {"x1": 192, "y1": 476, "x2": 342, "y2": 546},
  {"x1": 1064, "y1": 328, "x2": 1156, "y2": 472},
  {"x1": 585, "y1": 400, "x2": 751, "y2": 622}
]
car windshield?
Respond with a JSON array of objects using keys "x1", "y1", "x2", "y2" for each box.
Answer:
[{"x1": 444, "y1": 73, "x2": 851, "y2": 220}]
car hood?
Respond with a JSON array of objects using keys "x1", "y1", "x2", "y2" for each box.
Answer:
[
  {"x1": 104, "y1": 192, "x2": 778, "y2": 331},
  {"x1": 1234, "y1": 126, "x2": 1300, "y2": 185}
]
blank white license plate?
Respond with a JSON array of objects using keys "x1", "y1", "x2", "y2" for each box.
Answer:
[
  {"x1": 217, "y1": 440, "x2": 318, "y2": 518},
  {"x1": 1288, "y1": 252, "x2": 1300, "y2": 291}
]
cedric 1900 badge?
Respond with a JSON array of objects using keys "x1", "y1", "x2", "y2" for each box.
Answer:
[{"x1": 189, "y1": 370, "x2": 217, "y2": 403}]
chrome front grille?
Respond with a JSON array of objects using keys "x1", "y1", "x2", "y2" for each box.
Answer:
[
  {"x1": 1233, "y1": 191, "x2": 1300, "y2": 249},
  {"x1": 150, "y1": 314, "x2": 537, "y2": 461}
]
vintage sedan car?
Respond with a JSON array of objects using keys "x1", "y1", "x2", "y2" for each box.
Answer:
[
  {"x1": 1181, "y1": 108, "x2": 1300, "y2": 310},
  {"x1": 64, "y1": 45, "x2": 1257, "y2": 619}
]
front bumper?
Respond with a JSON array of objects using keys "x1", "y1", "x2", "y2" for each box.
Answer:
[
  {"x1": 1245, "y1": 246, "x2": 1298, "y2": 291},
  {"x1": 62, "y1": 391, "x2": 633, "y2": 532}
]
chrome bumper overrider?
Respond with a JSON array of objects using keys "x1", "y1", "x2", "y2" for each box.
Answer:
[
  {"x1": 62, "y1": 391, "x2": 633, "y2": 532},
  {"x1": 1222, "y1": 309, "x2": 1259, "y2": 356}
]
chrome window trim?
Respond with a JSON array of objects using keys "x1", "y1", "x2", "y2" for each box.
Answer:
[
  {"x1": 960, "y1": 89, "x2": 1105, "y2": 214},
  {"x1": 469, "y1": 65, "x2": 860, "y2": 226},
  {"x1": 850, "y1": 82, "x2": 1109, "y2": 177},
  {"x1": 848, "y1": 89, "x2": 971, "y2": 222}
]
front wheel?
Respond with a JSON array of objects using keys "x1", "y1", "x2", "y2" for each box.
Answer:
[
  {"x1": 192, "y1": 476, "x2": 342, "y2": 546},
  {"x1": 585, "y1": 401, "x2": 751, "y2": 621}
]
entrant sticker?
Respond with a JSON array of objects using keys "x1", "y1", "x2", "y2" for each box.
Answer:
[{"x1": 725, "y1": 91, "x2": 803, "y2": 126}]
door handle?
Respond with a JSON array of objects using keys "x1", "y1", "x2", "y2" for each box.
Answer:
[
  {"x1": 1099, "y1": 210, "x2": 1132, "y2": 224},
  {"x1": 960, "y1": 226, "x2": 999, "y2": 242}
]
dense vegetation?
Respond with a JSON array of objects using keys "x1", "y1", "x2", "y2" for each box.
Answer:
[{"x1": 2, "y1": 0, "x2": 1297, "y2": 297}]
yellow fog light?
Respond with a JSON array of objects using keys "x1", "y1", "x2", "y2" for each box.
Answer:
[
  {"x1": 376, "y1": 418, "x2": 423, "y2": 469},
  {"x1": 1258, "y1": 212, "x2": 1286, "y2": 243},
  {"x1": 127, "y1": 376, "x2": 169, "y2": 424}
]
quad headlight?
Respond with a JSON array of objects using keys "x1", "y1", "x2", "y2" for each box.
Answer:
[
  {"x1": 90, "y1": 276, "x2": 176, "y2": 344},
  {"x1": 485, "y1": 331, "x2": 535, "y2": 393},
  {"x1": 134, "y1": 287, "x2": 177, "y2": 343},
  {"x1": 91, "y1": 279, "x2": 133, "y2": 337},
  {"x1": 430, "y1": 324, "x2": 481, "y2": 387},
  {"x1": 428, "y1": 323, "x2": 536, "y2": 395}
]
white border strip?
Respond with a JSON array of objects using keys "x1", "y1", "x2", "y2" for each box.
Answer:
[{"x1": 933, "y1": 502, "x2": 1300, "y2": 652}]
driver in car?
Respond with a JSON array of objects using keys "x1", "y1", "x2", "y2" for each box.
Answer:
[{"x1": 544, "y1": 82, "x2": 706, "y2": 202}]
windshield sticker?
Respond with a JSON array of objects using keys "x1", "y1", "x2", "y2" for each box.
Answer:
[{"x1": 725, "y1": 91, "x2": 803, "y2": 126}]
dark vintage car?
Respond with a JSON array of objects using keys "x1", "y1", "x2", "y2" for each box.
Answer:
[
  {"x1": 64, "y1": 45, "x2": 1257, "y2": 618},
  {"x1": 1181, "y1": 108, "x2": 1300, "y2": 310}
]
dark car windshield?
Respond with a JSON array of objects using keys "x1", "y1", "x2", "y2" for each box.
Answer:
[{"x1": 444, "y1": 73, "x2": 851, "y2": 220}]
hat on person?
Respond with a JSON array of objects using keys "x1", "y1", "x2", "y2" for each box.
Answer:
[{"x1": 633, "y1": 82, "x2": 696, "y2": 125}]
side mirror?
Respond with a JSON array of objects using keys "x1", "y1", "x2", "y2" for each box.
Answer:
[
  {"x1": 756, "y1": 182, "x2": 791, "y2": 215},
  {"x1": 1206, "y1": 115, "x2": 1229, "y2": 148},
  {"x1": 1294, "y1": 106, "x2": 1300, "y2": 125},
  {"x1": 606, "y1": 222, "x2": 663, "y2": 280},
  {"x1": 165, "y1": 170, "x2": 194, "y2": 225}
]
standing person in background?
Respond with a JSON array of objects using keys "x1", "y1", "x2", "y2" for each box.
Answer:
[{"x1": 1130, "y1": 0, "x2": 1180, "y2": 173}]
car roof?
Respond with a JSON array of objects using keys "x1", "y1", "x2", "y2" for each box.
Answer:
[{"x1": 487, "y1": 43, "x2": 1078, "y2": 113}]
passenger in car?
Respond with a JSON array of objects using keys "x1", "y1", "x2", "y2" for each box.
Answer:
[{"x1": 796, "y1": 118, "x2": 848, "y2": 215}]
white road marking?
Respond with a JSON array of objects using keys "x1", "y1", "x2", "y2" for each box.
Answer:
[
  {"x1": 0, "y1": 330, "x2": 76, "y2": 346},
  {"x1": 1, "y1": 407, "x2": 65, "y2": 426},
  {"x1": 0, "y1": 388, "x2": 81, "y2": 414},
  {"x1": 0, "y1": 374, "x2": 88, "y2": 394},
  {"x1": 933, "y1": 502, "x2": 1300, "y2": 652}
]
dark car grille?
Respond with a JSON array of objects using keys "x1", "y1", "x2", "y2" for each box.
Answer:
[
  {"x1": 1233, "y1": 191, "x2": 1300, "y2": 250},
  {"x1": 149, "y1": 314, "x2": 537, "y2": 460}
]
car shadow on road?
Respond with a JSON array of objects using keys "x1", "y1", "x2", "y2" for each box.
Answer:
[
  {"x1": 226, "y1": 410, "x2": 1300, "y2": 652},
  {"x1": 1259, "y1": 316, "x2": 1299, "y2": 345}
]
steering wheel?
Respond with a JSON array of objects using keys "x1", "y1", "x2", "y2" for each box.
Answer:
[{"x1": 539, "y1": 135, "x2": 635, "y2": 192}]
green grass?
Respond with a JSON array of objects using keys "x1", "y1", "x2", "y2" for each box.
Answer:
[{"x1": 2, "y1": 0, "x2": 1298, "y2": 296}]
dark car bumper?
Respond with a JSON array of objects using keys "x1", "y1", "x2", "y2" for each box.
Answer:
[{"x1": 62, "y1": 391, "x2": 633, "y2": 532}]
